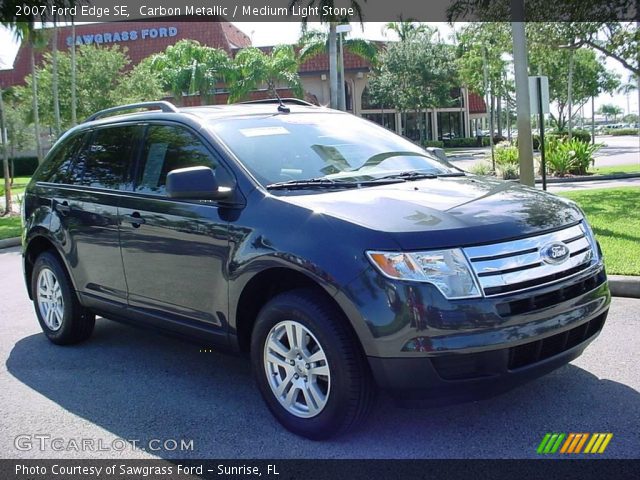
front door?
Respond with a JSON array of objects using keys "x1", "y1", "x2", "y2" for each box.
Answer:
[{"x1": 118, "y1": 124, "x2": 234, "y2": 331}]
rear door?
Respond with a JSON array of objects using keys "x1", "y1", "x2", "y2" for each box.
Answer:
[
  {"x1": 118, "y1": 123, "x2": 234, "y2": 332},
  {"x1": 51, "y1": 124, "x2": 142, "y2": 312}
]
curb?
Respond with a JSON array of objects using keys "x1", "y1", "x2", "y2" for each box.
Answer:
[
  {"x1": 535, "y1": 172, "x2": 640, "y2": 184},
  {"x1": 0, "y1": 237, "x2": 21, "y2": 249},
  {"x1": 608, "y1": 275, "x2": 640, "y2": 299}
]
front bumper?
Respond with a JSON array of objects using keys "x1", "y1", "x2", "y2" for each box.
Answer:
[{"x1": 339, "y1": 263, "x2": 610, "y2": 402}]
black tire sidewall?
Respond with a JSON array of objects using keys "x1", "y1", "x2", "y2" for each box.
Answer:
[
  {"x1": 32, "y1": 252, "x2": 80, "y2": 344},
  {"x1": 251, "y1": 292, "x2": 363, "y2": 440}
]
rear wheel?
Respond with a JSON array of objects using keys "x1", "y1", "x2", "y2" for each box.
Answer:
[
  {"x1": 32, "y1": 252, "x2": 95, "y2": 345},
  {"x1": 251, "y1": 289, "x2": 375, "y2": 439}
]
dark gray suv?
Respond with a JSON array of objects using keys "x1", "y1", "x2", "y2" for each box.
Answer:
[{"x1": 22, "y1": 100, "x2": 610, "y2": 439}]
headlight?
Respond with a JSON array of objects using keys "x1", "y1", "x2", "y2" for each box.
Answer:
[{"x1": 367, "y1": 249, "x2": 481, "y2": 299}]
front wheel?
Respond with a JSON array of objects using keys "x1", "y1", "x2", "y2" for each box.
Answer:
[
  {"x1": 32, "y1": 251, "x2": 95, "y2": 345},
  {"x1": 251, "y1": 289, "x2": 375, "y2": 439}
]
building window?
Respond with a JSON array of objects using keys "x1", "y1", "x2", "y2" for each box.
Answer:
[
  {"x1": 402, "y1": 112, "x2": 432, "y2": 142},
  {"x1": 437, "y1": 111, "x2": 463, "y2": 140},
  {"x1": 362, "y1": 113, "x2": 396, "y2": 132}
]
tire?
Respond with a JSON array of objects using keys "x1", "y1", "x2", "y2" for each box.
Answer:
[
  {"x1": 31, "y1": 251, "x2": 95, "y2": 345},
  {"x1": 251, "y1": 289, "x2": 375, "y2": 439}
]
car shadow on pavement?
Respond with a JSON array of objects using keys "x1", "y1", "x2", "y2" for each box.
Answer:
[{"x1": 6, "y1": 318, "x2": 640, "y2": 459}]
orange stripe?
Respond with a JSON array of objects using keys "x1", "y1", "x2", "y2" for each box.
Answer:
[
  {"x1": 567, "y1": 434, "x2": 582, "y2": 453},
  {"x1": 560, "y1": 434, "x2": 576, "y2": 453},
  {"x1": 598, "y1": 434, "x2": 613, "y2": 453},
  {"x1": 574, "y1": 433, "x2": 589, "y2": 453}
]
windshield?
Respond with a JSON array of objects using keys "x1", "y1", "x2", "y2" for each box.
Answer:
[{"x1": 208, "y1": 112, "x2": 459, "y2": 188}]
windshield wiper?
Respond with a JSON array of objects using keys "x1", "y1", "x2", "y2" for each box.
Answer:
[
  {"x1": 266, "y1": 177, "x2": 400, "y2": 190},
  {"x1": 375, "y1": 171, "x2": 465, "y2": 181}
]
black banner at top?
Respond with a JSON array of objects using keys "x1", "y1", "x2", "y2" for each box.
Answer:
[{"x1": 2, "y1": 0, "x2": 639, "y2": 23}]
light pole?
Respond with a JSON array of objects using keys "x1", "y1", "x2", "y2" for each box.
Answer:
[{"x1": 336, "y1": 24, "x2": 352, "y2": 112}]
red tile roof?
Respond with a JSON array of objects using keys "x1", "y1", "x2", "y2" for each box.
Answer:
[
  {"x1": 468, "y1": 92, "x2": 487, "y2": 114},
  {"x1": 0, "y1": 19, "x2": 251, "y2": 88}
]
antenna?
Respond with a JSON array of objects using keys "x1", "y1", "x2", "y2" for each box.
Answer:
[{"x1": 273, "y1": 90, "x2": 290, "y2": 113}]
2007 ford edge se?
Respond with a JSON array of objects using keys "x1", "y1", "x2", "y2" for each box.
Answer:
[{"x1": 22, "y1": 100, "x2": 610, "y2": 439}]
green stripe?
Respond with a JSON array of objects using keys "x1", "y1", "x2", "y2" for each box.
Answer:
[
  {"x1": 543, "y1": 434, "x2": 559, "y2": 453},
  {"x1": 550, "y1": 433, "x2": 566, "y2": 453},
  {"x1": 537, "y1": 433, "x2": 552, "y2": 454}
]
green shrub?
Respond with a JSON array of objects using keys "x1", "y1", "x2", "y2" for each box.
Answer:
[
  {"x1": 493, "y1": 141, "x2": 519, "y2": 167},
  {"x1": 544, "y1": 137, "x2": 602, "y2": 176},
  {"x1": 552, "y1": 129, "x2": 591, "y2": 143},
  {"x1": 497, "y1": 163, "x2": 519, "y2": 180},
  {"x1": 470, "y1": 162, "x2": 493, "y2": 175},
  {"x1": 607, "y1": 128, "x2": 639, "y2": 136},
  {"x1": 423, "y1": 140, "x2": 444, "y2": 148},
  {"x1": 0, "y1": 157, "x2": 39, "y2": 179},
  {"x1": 442, "y1": 137, "x2": 483, "y2": 148}
]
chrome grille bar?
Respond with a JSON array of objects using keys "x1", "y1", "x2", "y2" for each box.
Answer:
[{"x1": 463, "y1": 223, "x2": 597, "y2": 297}]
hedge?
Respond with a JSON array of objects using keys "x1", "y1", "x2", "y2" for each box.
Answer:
[
  {"x1": 0, "y1": 156, "x2": 39, "y2": 178},
  {"x1": 607, "y1": 128, "x2": 639, "y2": 136},
  {"x1": 423, "y1": 140, "x2": 445, "y2": 148}
]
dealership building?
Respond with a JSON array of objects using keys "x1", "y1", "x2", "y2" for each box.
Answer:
[{"x1": 0, "y1": 19, "x2": 487, "y2": 143}]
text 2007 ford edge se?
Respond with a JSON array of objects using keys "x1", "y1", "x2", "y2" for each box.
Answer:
[{"x1": 22, "y1": 100, "x2": 610, "y2": 439}]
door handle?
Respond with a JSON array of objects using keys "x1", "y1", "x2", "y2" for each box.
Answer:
[
  {"x1": 123, "y1": 212, "x2": 145, "y2": 227},
  {"x1": 55, "y1": 201, "x2": 71, "y2": 215}
]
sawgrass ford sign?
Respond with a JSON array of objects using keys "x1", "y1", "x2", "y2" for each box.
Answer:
[{"x1": 65, "y1": 26, "x2": 178, "y2": 47}]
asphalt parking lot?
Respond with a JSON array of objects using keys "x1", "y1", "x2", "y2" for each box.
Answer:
[{"x1": 0, "y1": 246, "x2": 638, "y2": 459}]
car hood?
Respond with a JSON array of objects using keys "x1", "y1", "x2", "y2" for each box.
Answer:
[{"x1": 276, "y1": 176, "x2": 584, "y2": 250}]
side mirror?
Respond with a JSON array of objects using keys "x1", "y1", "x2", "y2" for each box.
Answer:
[{"x1": 166, "y1": 166, "x2": 232, "y2": 200}]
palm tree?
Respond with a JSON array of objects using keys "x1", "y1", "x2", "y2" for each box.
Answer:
[
  {"x1": 384, "y1": 18, "x2": 428, "y2": 41},
  {"x1": 618, "y1": 75, "x2": 637, "y2": 116},
  {"x1": 297, "y1": 28, "x2": 378, "y2": 110},
  {"x1": 4, "y1": 23, "x2": 48, "y2": 164},
  {"x1": 0, "y1": 87, "x2": 11, "y2": 214},
  {"x1": 149, "y1": 40, "x2": 231, "y2": 106},
  {"x1": 51, "y1": 21, "x2": 61, "y2": 137},
  {"x1": 228, "y1": 45, "x2": 303, "y2": 102},
  {"x1": 288, "y1": 0, "x2": 365, "y2": 110}
]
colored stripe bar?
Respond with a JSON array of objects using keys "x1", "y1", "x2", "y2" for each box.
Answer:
[
  {"x1": 584, "y1": 433, "x2": 598, "y2": 453},
  {"x1": 537, "y1": 434, "x2": 552, "y2": 454},
  {"x1": 598, "y1": 434, "x2": 613, "y2": 453},
  {"x1": 574, "y1": 433, "x2": 589, "y2": 453},
  {"x1": 544, "y1": 434, "x2": 559, "y2": 454},
  {"x1": 550, "y1": 434, "x2": 566, "y2": 453},
  {"x1": 560, "y1": 434, "x2": 576, "y2": 454}
]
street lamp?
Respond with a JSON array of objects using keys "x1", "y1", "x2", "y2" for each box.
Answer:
[{"x1": 336, "y1": 24, "x2": 352, "y2": 112}]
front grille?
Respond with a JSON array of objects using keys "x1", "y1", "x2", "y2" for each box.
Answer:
[
  {"x1": 496, "y1": 269, "x2": 607, "y2": 317},
  {"x1": 507, "y1": 313, "x2": 606, "y2": 370},
  {"x1": 463, "y1": 223, "x2": 597, "y2": 297}
]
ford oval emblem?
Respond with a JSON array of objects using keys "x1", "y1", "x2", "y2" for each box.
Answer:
[{"x1": 541, "y1": 242, "x2": 570, "y2": 264}]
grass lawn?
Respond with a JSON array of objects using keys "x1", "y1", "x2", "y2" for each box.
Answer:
[
  {"x1": 0, "y1": 215, "x2": 21, "y2": 240},
  {"x1": 559, "y1": 187, "x2": 640, "y2": 276},
  {"x1": 591, "y1": 164, "x2": 640, "y2": 175},
  {"x1": 0, "y1": 176, "x2": 31, "y2": 197}
]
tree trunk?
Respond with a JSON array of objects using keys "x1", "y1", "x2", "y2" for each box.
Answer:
[
  {"x1": 567, "y1": 47, "x2": 575, "y2": 140},
  {"x1": 497, "y1": 94, "x2": 503, "y2": 137},
  {"x1": 0, "y1": 88, "x2": 11, "y2": 215},
  {"x1": 52, "y1": 24, "x2": 61, "y2": 137},
  {"x1": 30, "y1": 43, "x2": 43, "y2": 164},
  {"x1": 71, "y1": 20, "x2": 77, "y2": 126},
  {"x1": 328, "y1": 23, "x2": 338, "y2": 110}
]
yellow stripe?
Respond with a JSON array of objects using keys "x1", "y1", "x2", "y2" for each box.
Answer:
[
  {"x1": 597, "y1": 434, "x2": 613, "y2": 453},
  {"x1": 584, "y1": 433, "x2": 599, "y2": 453},
  {"x1": 591, "y1": 433, "x2": 607, "y2": 453},
  {"x1": 560, "y1": 434, "x2": 576, "y2": 454},
  {"x1": 574, "y1": 433, "x2": 589, "y2": 453}
]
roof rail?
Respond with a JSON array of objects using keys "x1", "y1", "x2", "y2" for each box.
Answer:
[
  {"x1": 84, "y1": 101, "x2": 179, "y2": 122},
  {"x1": 238, "y1": 98, "x2": 315, "y2": 107}
]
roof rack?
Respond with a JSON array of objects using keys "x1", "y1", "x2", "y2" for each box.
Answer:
[
  {"x1": 238, "y1": 98, "x2": 314, "y2": 107},
  {"x1": 84, "y1": 101, "x2": 179, "y2": 123}
]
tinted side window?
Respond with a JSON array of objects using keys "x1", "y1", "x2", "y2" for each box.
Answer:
[
  {"x1": 34, "y1": 133, "x2": 86, "y2": 183},
  {"x1": 69, "y1": 125, "x2": 140, "y2": 189},
  {"x1": 136, "y1": 125, "x2": 231, "y2": 195}
]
